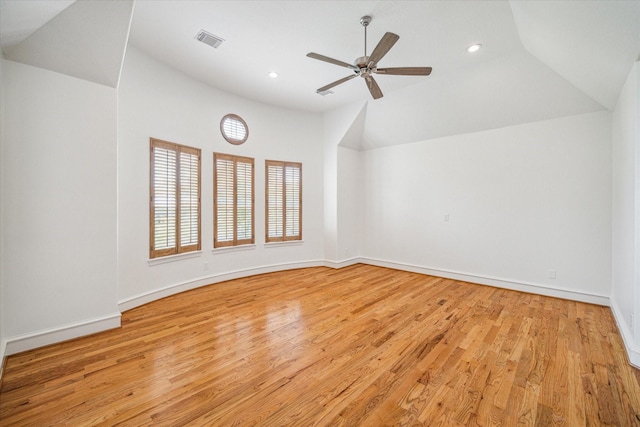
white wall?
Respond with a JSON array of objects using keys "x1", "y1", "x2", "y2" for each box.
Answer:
[
  {"x1": 321, "y1": 101, "x2": 366, "y2": 263},
  {"x1": 611, "y1": 62, "x2": 640, "y2": 366},
  {"x1": 337, "y1": 147, "x2": 361, "y2": 261},
  {"x1": 1, "y1": 59, "x2": 120, "y2": 354},
  {"x1": 0, "y1": 42, "x2": 634, "y2": 370},
  {"x1": 117, "y1": 47, "x2": 325, "y2": 309},
  {"x1": 0, "y1": 57, "x2": 6, "y2": 364},
  {"x1": 361, "y1": 111, "x2": 612, "y2": 304}
]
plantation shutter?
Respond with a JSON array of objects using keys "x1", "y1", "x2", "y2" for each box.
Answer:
[
  {"x1": 214, "y1": 153, "x2": 255, "y2": 247},
  {"x1": 236, "y1": 159, "x2": 253, "y2": 243},
  {"x1": 285, "y1": 164, "x2": 301, "y2": 238},
  {"x1": 266, "y1": 160, "x2": 302, "y2": 242},
  {"x1": 150, "y1": 139, "x2": 201, "y2": 258},
  {"x1": 267, "y1": 163, "x2": 284, "y2": 239},
  {"x1": 215, "y1": 156, "x2": 235, "y2": 245},
  {"x1": 179, "y1": 147, "x2": 201, "y2": 251}
]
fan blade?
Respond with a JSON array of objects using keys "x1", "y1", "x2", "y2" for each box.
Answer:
[
  {"x1": 364, "y1": 75, "x2": 383, "y2": 99},
  {"x1": 375, "y1": 67, "x2": 432, "y2": 76},
  {"x1": 317, "y1": 74, "x2": 357, "y2": 93},
  {"x1": 307, "y1": 53, "x2": 358, "y2": 70},
  {"x1": 367, "y1": 32, "x2": 399, "y2": 67}
]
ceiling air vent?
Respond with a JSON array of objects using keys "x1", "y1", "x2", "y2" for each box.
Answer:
[
  {"x1": 196, "y1": 30, "x2": 225, "y2": 49},
  {"x1": 317, "y1": 89, "x2": 334, "y2": 96}
]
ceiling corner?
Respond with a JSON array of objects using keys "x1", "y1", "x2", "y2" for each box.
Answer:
[
  {"x1": 338, "y1": 102, "x2": 368, "y2": 151},
  {"x1": 4, "y1": 0, "x2": 135, "y2": 88},
  {"x1": 509, "y1": 0, "x2": 640, "y2": 110}
]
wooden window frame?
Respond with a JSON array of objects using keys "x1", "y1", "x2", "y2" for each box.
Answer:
[
  {"x1": 150, "y1": 138, "x2": 201, "y2": 259},
  {"x1": 220, "y1": 114, "x2": 249, "y2": 145},
  {"x1": 214, "y1": 153, "x2": 255, "y2": 248},
  {"x1": 265, "y1": 160, "x2": 302, "y2": 243}
]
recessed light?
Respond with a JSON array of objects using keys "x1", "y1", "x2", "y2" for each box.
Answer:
[
  {"x1": 467, "y1": 44, "x2": 482, "y2": 53},
  {"x1": 268, "y1": 71, "x2": 278, "y2": 78}
]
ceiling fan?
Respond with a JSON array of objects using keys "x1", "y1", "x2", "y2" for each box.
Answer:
[{"x1": 307, "y1": 16, "x2": 432, "y2": 100}]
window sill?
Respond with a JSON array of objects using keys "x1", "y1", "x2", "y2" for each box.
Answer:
[
  {"x1": 264, "y1": 240, "x2": 304, "y2": 248},
  {"x1": 148, "y1": 250, "x2": 202, "y2": 266},
  {"x1": 212, "y1": 244, "x2": 257, "y2": 254}
]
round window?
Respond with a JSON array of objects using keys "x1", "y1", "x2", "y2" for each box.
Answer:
[{"x1": 220, "y1": 114, "x2": 249, "y2": 145}]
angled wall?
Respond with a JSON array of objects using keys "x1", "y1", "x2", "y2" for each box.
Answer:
[
  {"x1": 322, "y1": 101, "x2": 366, "y2": 263},
  {"x1": 611, "y1": 61, "x2": 640, "y2": 367},
  {"x1": 0, "y1": 0, "x2": 132, "y2": 357},
  {"x1": 1, "y1": 59, "x2": 120, "y2": 354},
  {"x1": 0, "y1": 55, "x2": 5, "y2": 366}
]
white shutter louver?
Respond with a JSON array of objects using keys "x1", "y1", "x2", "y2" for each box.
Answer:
[
  {"x1": 179, "y1": 148, "x2": 200, "y2": 249},
  {"x1": 236, "y1": 160, "x2": 253, "y2": 241},
  {"x1": 153, "y1": 147, "x2": 177, "y2": 250},
  {"x1": 150, "y1": 139, "x2": 201, "y2": 258},
  {"x1": 267, "y1": 164, "x2": 283, "y2": 239},
  {"x1": 214, "y1": 153, "x2": 255, "y2": 247},
  {"x1": 215, "y1": 157, "x2": 234, "y2": 244},
  {"x1": 266, "y1": 161, "x2": 301, "y2": 242}
]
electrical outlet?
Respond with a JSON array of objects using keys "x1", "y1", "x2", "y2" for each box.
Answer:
[
  {"x1": 444, "y1": 214, "x2": 450, "y2": 222},
  {"x1": 548, "y1": 270, "x2": 556, "y2": 279},
  {"x1": 204, "y1": 262, "x2": 209, "y2": 271}
]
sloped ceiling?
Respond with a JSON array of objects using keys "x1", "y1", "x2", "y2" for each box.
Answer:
[
  {"x1": 358, "y1": 49, "x2": 604, "y2": 149},
  {"x1": 1, "y1": 0, "x2": 134, "y2": 88},
  {"x1": 0, "y1": 0, "x2": 75, "y2": 48},
  {"x1": 1, "y1": 1, "x2": 639, "y2": 148},
  {"x1": 511, "y1": 0, "x2": 640, "y2": 110}
]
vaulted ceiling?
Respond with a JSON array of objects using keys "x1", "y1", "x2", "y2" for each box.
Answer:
[{"x1": 1, "y1": 0, "x2": 639, "y2": 149}]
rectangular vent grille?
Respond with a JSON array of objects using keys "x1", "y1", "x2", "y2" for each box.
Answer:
[{"x1": 196, "y1": 30, "x2": 224, "y2": 49}]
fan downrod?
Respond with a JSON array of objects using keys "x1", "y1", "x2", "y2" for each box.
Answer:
[
  {"x1": 360, "y1": 16, "x2": 371, "y2": 57},
  {"x1": 306, "y1": 14, "x2": 432, "y2": 100}
]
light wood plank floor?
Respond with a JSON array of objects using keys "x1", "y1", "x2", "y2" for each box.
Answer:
[{"x1": 1, "y1": 264, "x2": 640, "y2": 426}]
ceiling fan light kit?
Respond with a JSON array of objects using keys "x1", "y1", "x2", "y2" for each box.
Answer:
[{"x1": 307, "y1": 15, "x2": 432, "y2": 100}]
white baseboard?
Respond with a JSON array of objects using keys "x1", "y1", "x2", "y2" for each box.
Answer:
[
  {"x1": 323, "y1": 257, "x2": 361, "y2": 269},
  {"x1": 4, "y1": 258, "x2": 634, "y2": 372},
  {"x1": 358, "y1": 257, "x2": 611, "y2": 306},
  {"x1": 119, "y1": 259, "x2": 329, "y2": 312},
  {"x1": 0, "y1": 339, "x2": 6, "y2": 380},
  {"x1": 4, "y1": 312, "x2": 121, "y2": 356},
  {"x1": 609, "y1": 299, "x2": 640, "y2": 369},
  {"x1": 358, "y1": 257, "x2": 640, "y2": 368}
]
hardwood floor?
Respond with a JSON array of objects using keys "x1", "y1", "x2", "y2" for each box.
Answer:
[{"x1": 1, "y1": 264, "x2": 639, "y2": 426}]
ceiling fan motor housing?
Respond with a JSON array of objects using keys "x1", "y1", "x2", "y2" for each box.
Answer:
[
  {"x1": 354, "y1": 56, "x2": 370, "y2": 70},
  {"x1": 307, "y1": 14, "x2": 431, "y2": 99}
]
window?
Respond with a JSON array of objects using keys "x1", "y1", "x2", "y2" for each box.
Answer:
[
  {"x1": 214, "y1": 153, "x2": 255, "y2": 247},
  {"x1": 220, "y1": 114, "x2": 249, "y2": 145},
  {"x1": 266, "y1": 160, "x2": 302, "y2": 242},
  {"x1": 150, "y1": 138, "x2": 201, "y2": 258}
]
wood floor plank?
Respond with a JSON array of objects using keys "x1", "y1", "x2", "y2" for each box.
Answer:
[{"x1": 1, "y1": 264, "x2": 640, "y2": 426}]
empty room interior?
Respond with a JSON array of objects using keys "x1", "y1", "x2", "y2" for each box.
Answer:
[{"x1": 1, "y1": 0, "x2": 640, "y2": 425}]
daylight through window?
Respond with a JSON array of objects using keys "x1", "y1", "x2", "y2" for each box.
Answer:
[
  {"x1": 150, "y1": 138, "x2": 201, "y2": 258},
  {"x1": 220, "y1": 114, "x2": 249, "y2": 145},
  {"x1": 266, "y1": 160, "x2": 302, "y2": 242},
  {"x1": 214, "y1": 153, "x2": 255, "y2": 247}
]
